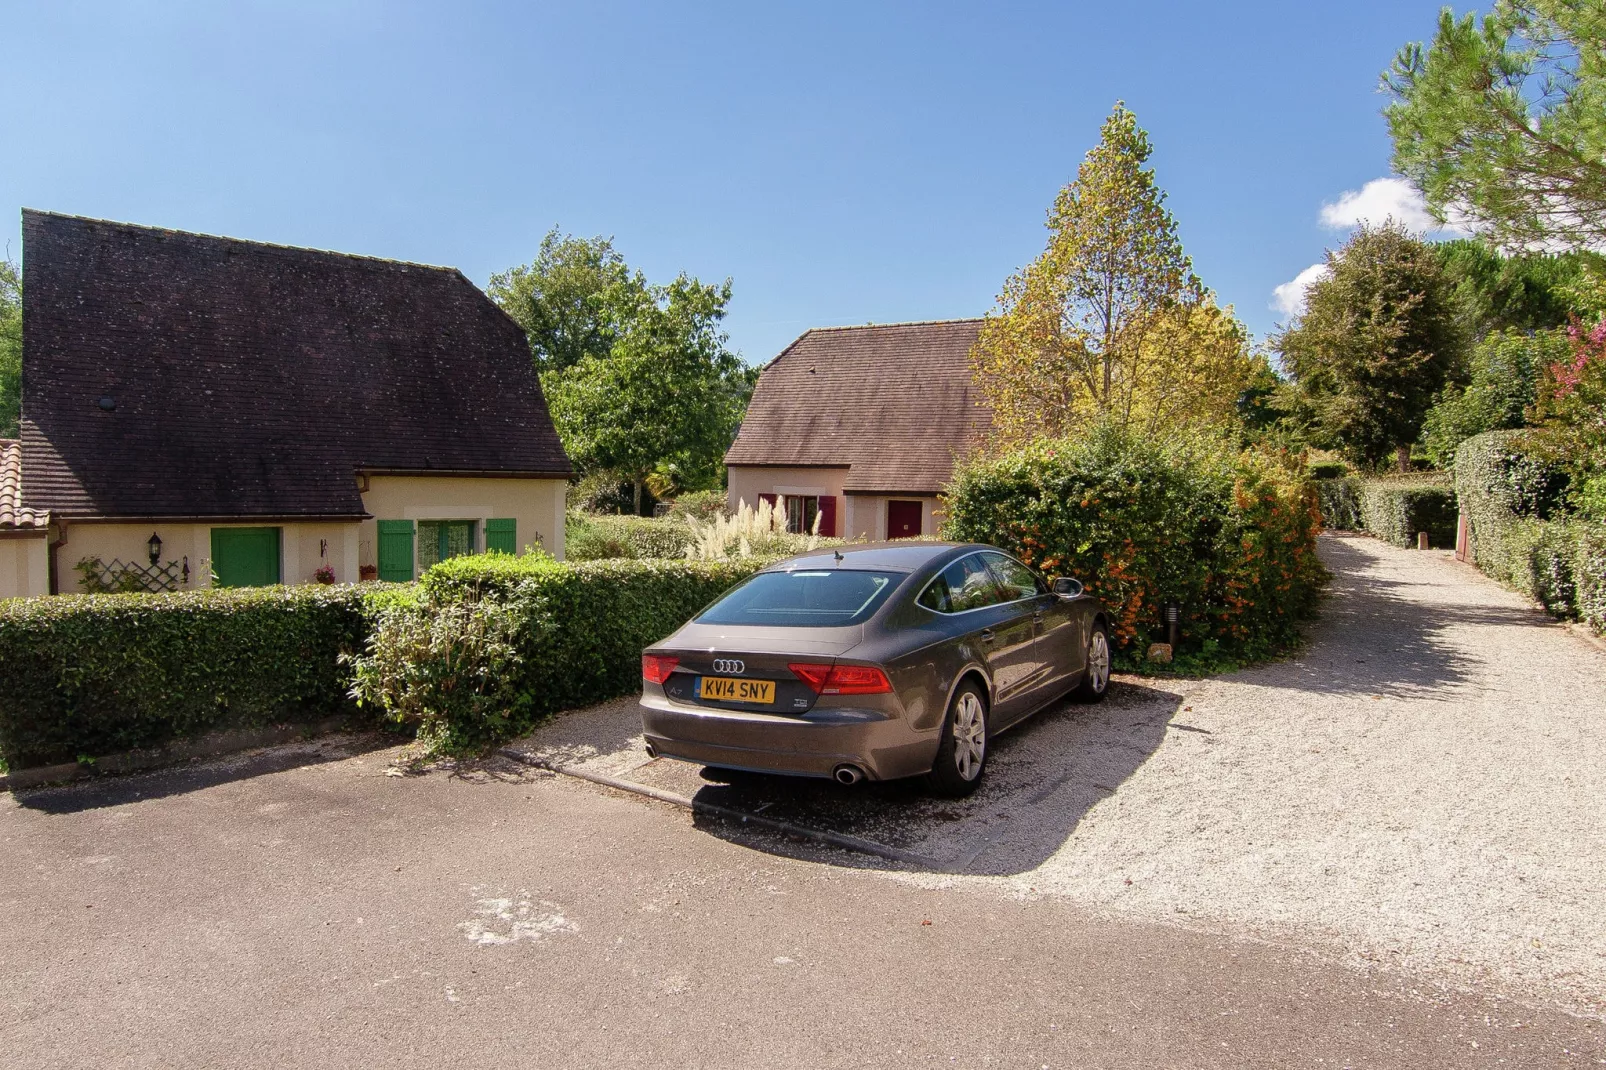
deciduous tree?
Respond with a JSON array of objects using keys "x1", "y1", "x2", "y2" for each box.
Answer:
[
  {"x1": 491, "y1": 233, "x2": 753, "y2": 514},
  {"x1": 1275, "y1": 224, "x2": 1463, "y2": 471},
  {"x1": 0, "y1": 257, "x2": 19, "y2": 439},
  {"x1": 971, "y1": 104, "x2": 1253, "y2": 443}
]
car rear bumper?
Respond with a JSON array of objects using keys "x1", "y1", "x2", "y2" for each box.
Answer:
[{"x1": 638, "y1": 696, "x2": 935, "y2": 781}]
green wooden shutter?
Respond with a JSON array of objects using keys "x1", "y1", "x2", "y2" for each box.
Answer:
[
  {"x1": 485, "y1": 518, "x2": 517, "y2": 554},
  {"x1": 377, "y1": 520, "x2": 415, "y2": 582}
]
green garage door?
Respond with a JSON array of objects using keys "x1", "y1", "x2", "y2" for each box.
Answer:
[{"x1": 210, "y1": 527, "x2": 282, "y2": 587}]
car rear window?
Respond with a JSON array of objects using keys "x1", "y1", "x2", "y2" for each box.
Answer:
[{"x1": 696, "y1": 569, "x2": 902, "y2": 627}]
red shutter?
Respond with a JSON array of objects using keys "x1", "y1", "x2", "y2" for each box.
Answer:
[
  {"x1": 818, "y1": 495, "x2": 837, "y2": 537},
  {"x1": 758, "y1": 493, "x2": 778, "y2": 508}
]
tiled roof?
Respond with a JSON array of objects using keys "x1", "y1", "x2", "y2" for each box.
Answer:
[
  {"x1": 19, "y1": 210, "x2": 571, "y2": 520},
  {"x1": 0, "y1": 439, "x2": 48, "y2": 530},
  {"x1": 724, "y1": 319, "x2": 992, "y2": 494}
]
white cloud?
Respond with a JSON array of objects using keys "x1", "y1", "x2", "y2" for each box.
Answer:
[
  {"x1": 1318, "y1": 177, "x2": 1473, "y2": 236},
  {"x1": 1271, "y1": 262, "x2": 1330, "y2": 319}
]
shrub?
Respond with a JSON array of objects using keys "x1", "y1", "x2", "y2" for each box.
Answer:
[
  {"x1": 0, "y1": 584, "x2": 396, "y2": 769},
  {"x1": 1420, "y1": 328, "x2": 1564, "y2": 468},
  {"x1": 351, "y1": 556, "x2": 772, "y2": 753},
  {"x1": 1315, "y1": 475, "x2": 1362, "y2": 530},
  {"x1": 1356, "y1": 477, "x2": 1459, "y2": 549},
  {"x1": 1308, "y1": 459, "x2": 1349, "y2": 480},
  {"x1": 667, "y1": 489, "x2": 728, "y2": 522},
  {"x1": 942, "y1": 425, "x2": 1326, "y2": 668},
  {"x1": 1456, "y1": 430, "x2": 1606, "y2": 633},
  {"x1": 565, "y1": 512, "x2": 697, "y2": 561}
]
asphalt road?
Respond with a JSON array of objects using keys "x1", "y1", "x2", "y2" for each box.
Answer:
[{"x1": 2, "y1": 736, "x2": 1601, "y2": 1069}]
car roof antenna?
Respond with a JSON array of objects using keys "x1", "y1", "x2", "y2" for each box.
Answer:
[{"x1": 833, "y1": 549, "x2": 844, "y2": 565}]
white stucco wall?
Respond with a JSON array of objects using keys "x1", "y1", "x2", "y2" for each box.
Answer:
[
  {"x1": 358, "y1": 475, "x2": 567, "y2": 575},
  {"x1": 0, "y1": 535, "x2": 50, "y2": 599},
  {"x1": 54, "y1": 521, "x2": 359, "y2": 591}
]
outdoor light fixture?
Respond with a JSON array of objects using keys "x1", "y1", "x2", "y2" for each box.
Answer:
[
  {"x1": 147, "y1": 532, "x2": 163, "y2": 566},
  {"x1": 1164, "y1": 602, "x2": 1181, "y2": 650}
]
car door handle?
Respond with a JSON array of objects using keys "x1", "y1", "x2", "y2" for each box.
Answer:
[{"x1": 978, "y1": 629, "x2": 995, "y2": 643}]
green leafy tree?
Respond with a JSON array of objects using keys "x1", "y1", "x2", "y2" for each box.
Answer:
[
  {"x1": 1384, "y1": 1, "x2": 1606, "y2": 250},
  {"x1": 487, "y1": 229, "x2": 652, "y2": 374},
  {"x1": 1275, "y1": 224, "x2": 1463, "y2": 471},
  {"x1": 0, "y1": 256, "x2": 19, "y2": 439},
  {"x1": 971, "y1": 104, "x2": 1254, "y2": 443},
  {"x1": 540, "y1": 274, "x2": 751, "y2": 514},
  {"x1": 1421, "y1": 327, "x2": 1569, "y2": 466},
  {"x1": 491, "y1": 232, "x2": 752, "y2": 514}
]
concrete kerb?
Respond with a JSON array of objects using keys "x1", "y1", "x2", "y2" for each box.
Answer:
[
  {"x1": 497, "y1": 747, "x2": 948, "y2": 869},
  {"x1": 0, "y1": 717, "x2": 360, "y2": 793}
]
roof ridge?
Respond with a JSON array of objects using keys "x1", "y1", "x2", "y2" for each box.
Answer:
[
  {"x1": 22, "y1": 209, "x2": 461, "y2": 276},
  {"x1": 804, "y1": 317, "x2": 987, "y2": 334}
]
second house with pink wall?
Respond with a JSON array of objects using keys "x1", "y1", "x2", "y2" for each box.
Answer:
[{"x1": 724, "y1": 319, "x2": 991, "y2": 542}]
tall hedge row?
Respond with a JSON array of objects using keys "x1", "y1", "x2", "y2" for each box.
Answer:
[
  {"x1": 1455, "y1": 430, "x2": 1606, "y2": 634},
  {"x1": 942, "y1": 427, "x2": 1327, "y2": 667},
  {"x1": 350, "y1": 555, "x2": 770, "y2": 753},
  {"x1": 1357, "y1": 478, "x2": 1459, "y2": 549},
  {"x1": 0, "y1": 585, "x2": 404, "y2": 769}
]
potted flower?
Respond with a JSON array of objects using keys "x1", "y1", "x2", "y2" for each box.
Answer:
[
  {"x1": 358, "y1": 564, "x2": 378, "y2": 581},
  {"x1": 313, "y1": 565, "x2": 337, "y2": 585}
]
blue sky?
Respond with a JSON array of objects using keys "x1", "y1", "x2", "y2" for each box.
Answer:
[{"x1": 3, "y1": 0, "x2": 1470, "y2": 363}]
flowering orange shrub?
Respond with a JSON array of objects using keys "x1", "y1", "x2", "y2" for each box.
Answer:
[{"x1": 942, "y1": 424, "x2": 1326, "y2": 668}]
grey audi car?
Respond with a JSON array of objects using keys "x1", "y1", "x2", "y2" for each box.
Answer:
[{"x1": 640, "y1": 542, "x2": 1110, "y2": 796}]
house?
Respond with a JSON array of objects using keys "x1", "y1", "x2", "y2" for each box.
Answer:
[
  {"x1": 0, "y1": 210, "x2": 571, "y2": 598},
  {"x1": 724, "y1": 319, "x2": 990, "y2": 540}
]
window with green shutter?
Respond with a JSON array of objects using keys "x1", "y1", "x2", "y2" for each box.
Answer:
[
  {"x1": 377, "y1": 520, "x2": 415, "y2": 582},
  {"x1": 485, "y1": 518, "x2": 516, "y2": 554}
]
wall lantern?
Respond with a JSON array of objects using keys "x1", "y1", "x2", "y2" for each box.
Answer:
[{"x1": 147, "y1": 532, "x2": 163, "y2": 566}]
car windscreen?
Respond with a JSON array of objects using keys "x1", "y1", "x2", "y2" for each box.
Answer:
[{"x1": 696, "y1": 569, "x2": 903, "y2": 627}]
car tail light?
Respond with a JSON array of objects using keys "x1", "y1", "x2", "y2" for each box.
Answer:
[
  {"x1": 787, "y1": 662, "x2": 833, "y2": 693},
  {"x1": 641, "y1": 654, "x2": 679, "y2": 685},
  {"x1": 788, "y1": 662, "x2": 893, "y2": 696}
]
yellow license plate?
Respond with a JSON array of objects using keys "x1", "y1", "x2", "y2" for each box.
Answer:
[{"x1": 698, "y1": 677, "x2": 775, "y2": 704}]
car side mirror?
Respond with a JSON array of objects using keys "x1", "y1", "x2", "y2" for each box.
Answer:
[{"x1": 1052, "y1": 577, "x2": 1083, "y2": 598}]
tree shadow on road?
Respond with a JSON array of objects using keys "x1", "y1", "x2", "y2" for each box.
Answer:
[
  {"x1": 1232, "y1": 534, "x2": 1536, "y2": 701},
  {"x1": 9, "y1": 733, "x2": 399, "y2": 815}
]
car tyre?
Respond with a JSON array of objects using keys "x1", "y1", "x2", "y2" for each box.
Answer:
[
  {"x1": 925, "y1": 681, "x2": 989, "y2": 797},
  {"x1": 1072, "y1": 621, "x2": 1111, "y2": 703}
]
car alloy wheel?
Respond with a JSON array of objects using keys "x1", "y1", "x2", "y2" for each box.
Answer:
[
  {"x1": 952, "y1": 690, "x2": 987, "y2": 781},
  {"x1": 1087, "y1": 629, "x2": 1110, "y2": 693}
]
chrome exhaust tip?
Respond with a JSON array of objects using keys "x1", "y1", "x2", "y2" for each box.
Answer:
[
  {"x1": 833, "y1": 764, "x2": 865, "y2": 786},
  {"x1": 643, "y1": 741, "x2": 658, "y2": 759}
]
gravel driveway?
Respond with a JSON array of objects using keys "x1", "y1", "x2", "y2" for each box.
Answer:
[
  {"x1": 511, "y1": 532, "x2": 1606, "y2": 1018},
  {"x1": 993, "y1": 533, "x2": 1606, "y2": 1016}
]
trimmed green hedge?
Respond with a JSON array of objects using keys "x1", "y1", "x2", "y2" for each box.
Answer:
[
  {"x1": 1455, "y1": 430, "x2": 1606, "y2": 634},
  {"x1": 351, "y1": 555, "x2": 772, "y2": 752},
  {"x1": 942, "y1": 426, "x2": 1327, "y2": 669},
  {"x1": 1357, "y1": 478, "x2": 1459, "y2": 549},
  {"x1": 1315, "y1": 476, "x2": 1362, "y2": 531},
  {"x1": 565, "y1": 513, "x2": 698, "y2": 561},
  {"x1": 0, "y1": 585, "x2": 406, "y2": 770}
]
